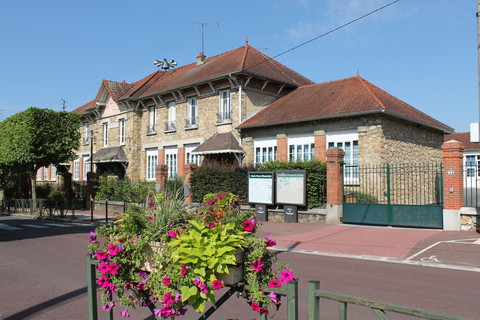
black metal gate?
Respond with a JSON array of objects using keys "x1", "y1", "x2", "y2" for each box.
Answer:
[{"x1": 343, "y1": 163, "x2": 443, "y2": 229}]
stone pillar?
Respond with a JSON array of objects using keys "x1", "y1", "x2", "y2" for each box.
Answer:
[
  {"x1": 442, "y1": 140, "x2": 464, "y2": 230},
  {"x1": 184, "y1": 163, "x2": 198, "y2": 204},
  {"x1": 326, "y1": 147, "x2": 345, "y2": 224},
  {"x1": 276, "y1": 134, "x2": 288, "y2": 162},
  {"x1": 156, "y1": 164, "x2": 169, "y2": 192},
  {"x1": 314, "y1": 130, "x2": 326, "y2": 162}
]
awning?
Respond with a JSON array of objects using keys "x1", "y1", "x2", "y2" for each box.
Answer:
[
  {"x1": 192, "y1": 132, "x2": 245, "y2": 155},
  {"x1": 92, "y1": 146, "x2": 128, "y2": 163}
]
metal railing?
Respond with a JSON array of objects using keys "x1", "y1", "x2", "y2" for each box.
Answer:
[
  {"x1": 344, "y1": 163, "x2": 443, "y2": 205},
  {"x1": 308, "y1": 280, "x2": 467, "y2": 320},
  {"x1": 185, "y1": 117, "x2": 198, "y2": 128},
  {"x1": 146, "y1": 125, "x2": 156, "y2": 135},
  {"x1": 164, "y1": 121, "x2": 176, "y2": 132},
  {"x1": 217, "y1": 112, "x2": 231, "y2": 123}
]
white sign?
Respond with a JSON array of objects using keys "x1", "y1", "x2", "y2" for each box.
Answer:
[
  {"x1": 248, "y1": 172, "x2": 274, "y2": 205},
  {"x1": 275, "y1": 170, "x2": 306, "y2": 206}
]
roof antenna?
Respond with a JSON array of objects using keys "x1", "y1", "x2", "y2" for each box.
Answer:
[
  {"x1": 193, "y1": 22, "x2": 219, "y2": 54},
  {"x1": 246, "y1": 36, "x2": 249, "y2": 45}
]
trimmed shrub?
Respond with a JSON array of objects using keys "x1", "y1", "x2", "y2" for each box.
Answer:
[{"x1": 190, "y1": 162, "x2": 251, "y2": 203}]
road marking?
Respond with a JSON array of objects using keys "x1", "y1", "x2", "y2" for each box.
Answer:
[
  {"x1": 0, "y1": 223, "x2": 22, "y2": 231},
  {"x1": 21, "y1": 224, "x2": 49, "y2": 229},
  {"x1": 43, "y1": 223, "x2": 72, "y2": 228},
  {"x1": 420, "y1": 255, "x2": 439, "y2": 263}
]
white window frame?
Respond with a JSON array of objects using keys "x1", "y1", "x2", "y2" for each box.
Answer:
[
  {"x1": 82, "y1": 155, "x2": 90, "y2": 180},
  {"x1": 43, "y1": 166, "x2": 49, "y2": 181},
  {"x1": 187, "y1": 97, "x2": 198, "y2": 128},
  {"x1": 146, "y1": 148, "x2": 158, "y2": 181},
  {"x1": 83, "y1": 123, "x2": 89, "y2": 144},
  {"x1": 166, "y1": 102, "x2": 176, "y2": 131},
  {"x1": 327, "y1": 129, "x2": 359, "y2": 183},
  {"x1": 185, "y1": 144, "x2": 200, "y2": 166},
  {"x1": 102, "y1": 122, "x2": 108, "y2": 146},
  {"x1": 254, "y1": 137, "x2": 277, "y2": 165},
  {"x1": 119, "y1": 118, "x2": 126, "y2": 145},
  {"x1": 165, "y1": 146, "x2": 178, "y2": 179},
  {"x1": 51, "y1": 165, "x2": 57, "y2": 181},
  {"x1": 74, "y1": 158, "x2": 80, "y2": 181},
  {"x1": 219, "y1": 89, "x2": 231, "y2": 123},
  {"x1": 148, "y1": 107, "x2": 156, "y2": 134},
  {"x1": 288, "y1": 134, "x2": 315, "y2": 162}
]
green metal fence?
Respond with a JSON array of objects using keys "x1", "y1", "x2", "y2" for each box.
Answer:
[
  {"x1": 343, "y1": 163, "x2": 444, "y2": 228},
  {"x1": 307, "y1": 280, "x2": 468, "y2": 320}
]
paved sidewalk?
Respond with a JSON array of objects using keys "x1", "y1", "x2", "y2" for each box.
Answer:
[{"x1": 257, "y1": 221, "x2": 480, "y2": 270}]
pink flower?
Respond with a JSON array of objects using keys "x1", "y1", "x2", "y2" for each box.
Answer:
[
  {"x1": 199, "y1": 283, "x2": 209, "y2": 294},
  {"x1": 268, "y1": 279, "x2": 282, "y2": 288},
  {"x1": 168, "y1": 230, "x2": 179, "y2": 238},
  {"x1": 119, "y1": 309, "x2": 130, "y2": 318},
  {"x1": 212, "y1": 280, "x2": 223, "y2": 290},
  {"x1": 280, "y1": 269, "x2": 295, "y2": 283},
  {"x1": 242, "y1": 220, "x2": 254, "y2": 232},
  {"x1": 180, "y1": 264, "x2": 188, "y2": 277},
  {"x1": 95, "y1": 251, "x2": 108, "y2": 260},
  {"x1": 193, "y1": 276, "x2": 202, "y2": 286},
  {"x1": 89, "y1": 231, "x2": 98, "y2": 244},
  {"x1": 175, "y1": 292, "x2": 182, "y2": 301},
  {"x1": 264, "y1": 233, "x2": 277, "y2": 247},
  {"x1": 97, "y1": 276, "x2": 110, "y2": 288},
  {"x1": 98, "y1": 262, "x2": 110, "y2": 275},
  {"x1": 108, "y1": 243, "x2": 121, "y2": 256},
  {"x1": 251, "y1": 302, "x2": 261, "y2": 313},
  {"x1": 124, "y1": 282, "x2": 132, "y2": 290},
  {"x1": 138, "y1": 271, "x2": 148, "y2": 278},
  {"x1": 268, "y1": 291, "x2": 281, "y2": 305},
  {"x1": 162, "y1": 275, "x2": 171, "y2": 286},
  {"x1": 131, "y1": 236, "x2": 139, "y2": 244},
  {"x1": 162, "y1": 292, "x2": 175, "y2": 306},
  {"x1": 108, "y1": 263, "x2": 120, "y2": 275},
  {"x1": 148, "y1": 216, "x2": 154, "y2": 222},
  {"x1": 101, "y1": 301, "x2": 115, "y2": 312},
  {"x1": 250, "y1": 258, "x2": 264, "y2": 272}
]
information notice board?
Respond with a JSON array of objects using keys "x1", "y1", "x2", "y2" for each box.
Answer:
[
  {"x1": 275, "y1": 170, "x2": 306, "y2": 206},
  {"x1": 248, "y1": 172, "x2": 274, "y2": 205}
]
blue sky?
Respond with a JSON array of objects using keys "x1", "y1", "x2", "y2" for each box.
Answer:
[{"x1": 0, "y1": 0, "x2": 477, "y2": 132}]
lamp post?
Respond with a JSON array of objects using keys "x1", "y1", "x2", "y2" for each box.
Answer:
[{"x1": 88, "y1": 129, "x2": 96, "y2": 222}]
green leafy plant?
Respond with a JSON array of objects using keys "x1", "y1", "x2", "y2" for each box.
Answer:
[{"x1": 88, "y1": 192, "x2": 294, "y2": 318}]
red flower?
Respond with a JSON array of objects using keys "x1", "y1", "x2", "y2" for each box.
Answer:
[{"x1": 268, "y1": 278, "x2": 282, "y2": 288}]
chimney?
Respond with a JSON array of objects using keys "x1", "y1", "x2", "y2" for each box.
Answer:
[{"x1": 196, "y1": 52, "x2": 206, "y2": 65}]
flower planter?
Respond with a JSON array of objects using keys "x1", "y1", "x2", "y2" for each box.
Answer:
[{"x1": 216, "y1": 249, "x2": 245, "y2": 285}]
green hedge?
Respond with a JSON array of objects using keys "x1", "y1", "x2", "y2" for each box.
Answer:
[
  {"x1": 94, "y1": 175, "x2": 155, "y2": 202},
  {"x1": 259, "y1": 160, "x2": 327, "y2": 209},
  {"x1": 190, "y1": 160, "x2": 327, "y2": 208},
  {"x1": 190, "y1": 162, "x2": 251, "y2": 203}
]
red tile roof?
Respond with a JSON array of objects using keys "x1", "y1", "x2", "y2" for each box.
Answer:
[
  {"x1": 119, "y1": 44, "x2": 313, "y2": 100},
  {"x1": 238, "y1": 75, "x2": 453, "y2": 133},
  {"x1": 72, "y1": 99, "x2": 95, "y2": 114},
  {"x1": 445, "y1": 132, "x2": 480, "y2": 150}
]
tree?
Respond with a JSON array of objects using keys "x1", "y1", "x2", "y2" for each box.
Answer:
[{"x1": 0, "y1": 107, "x2": 81, "y2": 204}]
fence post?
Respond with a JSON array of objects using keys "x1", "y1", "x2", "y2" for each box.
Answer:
[
  {"x1": 86, "y1": 254, "x2": 98, "y2": 320},
  {"x1": 105, "y1": 199, "x2": 109, "y2": 224},
  {"x1": 287, "y1": 279, "x2": 298, "y2": 320},
  {"x1": 442, "y1": 140, "x2": 464, "y2": 230},
  {"x1": 326, "y1": 148, "x2": 345, "y2": 224},
  {"x1": 308, "y1": 280, "x2": 320, "y2": 320}
]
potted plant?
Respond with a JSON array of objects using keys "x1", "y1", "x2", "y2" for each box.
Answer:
[{"x1": 88, "y1": 191, "x2": 294, "y2": 318}]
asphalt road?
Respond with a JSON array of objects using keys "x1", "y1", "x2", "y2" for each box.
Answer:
[{"x1": 0, "y1": 216, "x2": 478, "y2": 319}]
